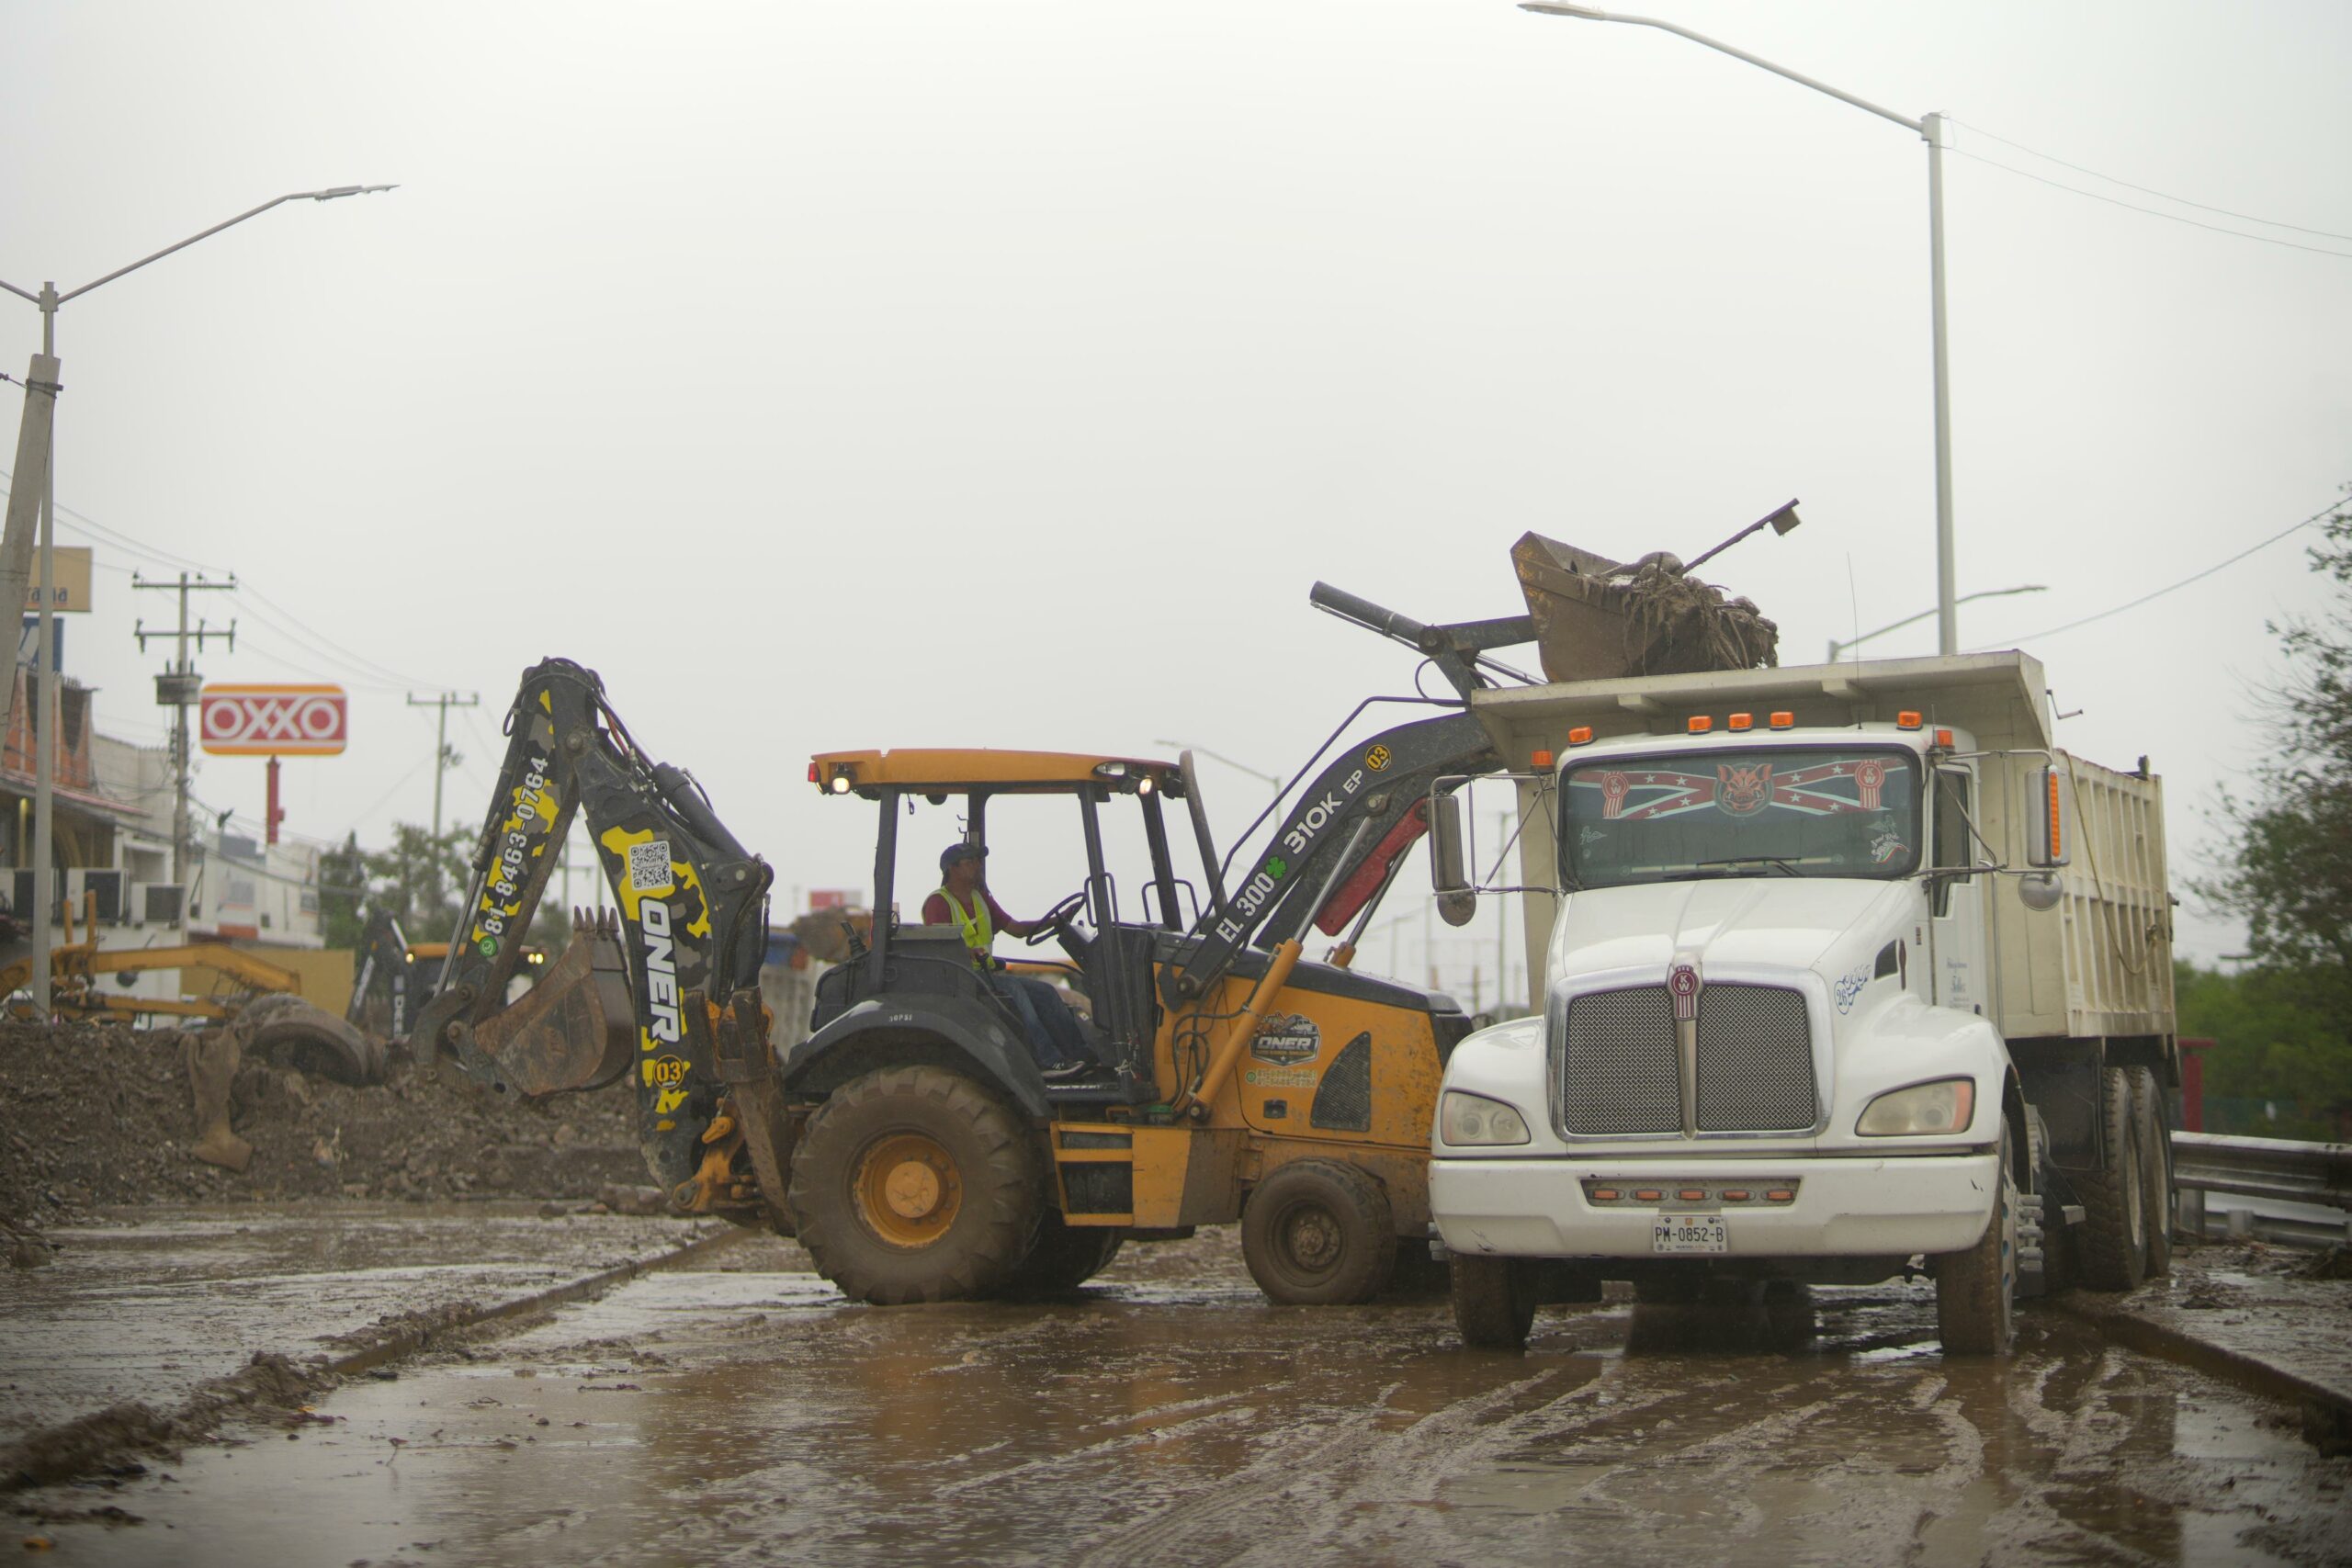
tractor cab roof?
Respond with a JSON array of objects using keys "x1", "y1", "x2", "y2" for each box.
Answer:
[{"x1": 809, "y1": 749, "x2": 1185, "y2": 799}]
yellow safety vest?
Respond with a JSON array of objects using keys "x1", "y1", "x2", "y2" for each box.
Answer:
[{"x1": 936, "y1": 887, "x2": 994, "y2": 969}]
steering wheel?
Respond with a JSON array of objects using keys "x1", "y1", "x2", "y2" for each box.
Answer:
[{"x1": 1023, "y1": 889, "x2": 1090, "y2": 946}]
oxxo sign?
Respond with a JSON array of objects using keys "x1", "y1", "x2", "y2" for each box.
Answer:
[{"x1": 198, "y1": 683, "x2": 349, "y2": 757}]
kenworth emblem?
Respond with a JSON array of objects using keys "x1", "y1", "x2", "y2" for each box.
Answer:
[{"x1": 1668, "y1": 959, "x2": 1702, "y2": 1021}]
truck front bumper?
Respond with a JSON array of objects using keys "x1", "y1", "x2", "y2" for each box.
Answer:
[{"x1": 1430, "y1": 1152, "x2": 1999, "y2": 1260}]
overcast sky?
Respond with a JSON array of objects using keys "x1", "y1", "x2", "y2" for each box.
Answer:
[{"x1": 4, "y1": 0, "x2": 2346, "y2": 991}]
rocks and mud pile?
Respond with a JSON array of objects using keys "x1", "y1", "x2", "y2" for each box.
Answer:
[{"x1": 0, "y1": 1021, "x2": 643, "y2": 1235}]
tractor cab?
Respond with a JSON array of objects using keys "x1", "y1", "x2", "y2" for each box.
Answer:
[{"x1": 801, "y1": 749, "x2": 1211, "y2": 1111}]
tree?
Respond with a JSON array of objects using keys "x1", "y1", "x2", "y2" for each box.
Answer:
[
  {"x1": 2195, "y1": 502, "x2": 2352, "y2": 1106},
  {"x1": 319, "y1": 830, "x2": 368, "y2": 950},
  {"x1": 360, "y1": 821, "x2": 474, "y2": 942}
]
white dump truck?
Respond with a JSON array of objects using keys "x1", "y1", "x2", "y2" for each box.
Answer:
[{"x1": 1424, "y1": 651, "x2": 2177, "y2": 1354}]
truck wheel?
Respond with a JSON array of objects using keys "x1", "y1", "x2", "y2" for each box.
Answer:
[
  {"x1": 2129, "y1": 1066, "x2": 2174, "y2": 1278},
  {"x1": 999, "y1": 1212, "x2": 1124, "y2": 1297},
  {"x1": 1936, "y1": 1118, "x2": 2018, "y2": 1356},
  {"x1": 2073, "y1": 1066, "x2": 2149, "y2": 1292},
  {"x1": 1241, "y1": 1160, "x2": 1396, "y2": 1305},
  {"x1": 1451, "y1": 1254, "x2": 1537, "y2": 1348},
  {"x1": 787, "y1": 1065, "x2": 1043, "y2": 1305}
]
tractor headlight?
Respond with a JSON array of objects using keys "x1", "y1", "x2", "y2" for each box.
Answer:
[
  {"x1": 1440, "y1": 1090, "x2": 1531, "y2": 1146},
  {"x1": 1857, "y1": 1077, "x2": 1975, "y2": 1137}
]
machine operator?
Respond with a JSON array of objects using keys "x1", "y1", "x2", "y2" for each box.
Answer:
[{"x1": 924, "y1": 843, "x2": 1101, "y2": 1082}]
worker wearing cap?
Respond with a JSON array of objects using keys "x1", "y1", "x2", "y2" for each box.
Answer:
[{"x1": 924, "y1": 843, "x2": 1098, "y2": 1081}]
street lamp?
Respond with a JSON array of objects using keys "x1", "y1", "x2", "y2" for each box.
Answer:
[
  {"x1": 1827, "y1": 583, "x2": 2046, "y2": 663},
  {"x1": 0, "y1": 185, "x2": 394, "y2": 1010},
  {"x1": 1519, "y1": 3, "x2": 1963, "y2": 657}
]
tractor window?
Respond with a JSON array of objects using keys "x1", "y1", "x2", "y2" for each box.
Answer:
[{"x1": 1931, "y1": 767, "x2": 1974, "y2": 918}]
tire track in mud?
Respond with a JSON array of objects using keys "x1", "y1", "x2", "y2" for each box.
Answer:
[{"x1": 1069, "y1": 1361, "x2": 1589, "y2": 1567}]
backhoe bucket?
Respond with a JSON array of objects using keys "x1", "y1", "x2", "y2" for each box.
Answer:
[{"x1": 470, "y1": 910, "x2": 637, "y2": 1096}]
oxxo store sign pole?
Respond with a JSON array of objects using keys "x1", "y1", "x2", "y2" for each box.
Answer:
[{"x1": 198, "y1": 684, "x2": 347, "y2": 853}]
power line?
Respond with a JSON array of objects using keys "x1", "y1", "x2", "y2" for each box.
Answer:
[
  {"x1": 1977, "y1": 495, "x2": 2343, "y2": 650},
  {"x1": 1952, "y1": 119, "x2": 2352, "y2": 243},
  {"x1": 1947, "y1": 147, "x2": 2352, "y2": 261},
  {"x1": 0, "y1": 468, "x2": 453, "y2": 689}
]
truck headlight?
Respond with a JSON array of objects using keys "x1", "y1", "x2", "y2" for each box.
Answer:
[
  {"x1": 1441, "y1": 1090, "x2": 1530, "y2": 1146},
  {"x1": 1857, "y1": 1077, "x2": 1975, "y2": 1137}
]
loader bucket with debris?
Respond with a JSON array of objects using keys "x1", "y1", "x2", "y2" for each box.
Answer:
[
  {"x1": 450, "y1": 910, "x2": 637, "y2": 1097},
  {"x1": 1511, "y1": 531, "x2": 1781, "y2": 682}
]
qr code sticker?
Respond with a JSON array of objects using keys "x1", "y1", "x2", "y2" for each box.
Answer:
[{"x1": 628, "y1": 840, "x2": 673, "y2": 895}]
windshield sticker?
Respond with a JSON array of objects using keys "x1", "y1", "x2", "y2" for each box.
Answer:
[
  {"x1": 1717, "y1": 761, "x2": 1773, "y2": 817},
  {"x1": 1871, "y1": 828, "x2": 1908, "y2": 864},
  {"x1": 1570, "y1": 758, "x2": 1909, "y2": 821}
]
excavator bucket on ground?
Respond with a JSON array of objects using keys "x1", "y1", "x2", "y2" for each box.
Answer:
[
  {"x1": 461, "y1": 910, "x2": 637, "y2": 1096},
  {"x1": 236, "y1": 994, "x2": 385, "y2": 1086}
]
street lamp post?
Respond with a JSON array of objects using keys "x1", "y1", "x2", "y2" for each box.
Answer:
[
  {"x1": 1826, "y1": 583, "x2": 2047, "y2": 663},
  {"x1": 1519, "y1": 4, "x2": 1962, "y2": 657},
  {"x1": 0, "y1": 185, "x2": 394, "y2": 1010}
]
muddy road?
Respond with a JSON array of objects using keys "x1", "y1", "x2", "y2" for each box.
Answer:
[{"x1": 17, "y1": 1230, "x2": 2350, "y2": 1566}]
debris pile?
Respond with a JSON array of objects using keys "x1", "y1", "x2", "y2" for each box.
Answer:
[{"x1": 0, "y1": 1021, "x2": 642, "y2": 1237}]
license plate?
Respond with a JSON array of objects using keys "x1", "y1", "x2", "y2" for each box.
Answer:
[{"x1": 1651, "y1": 1213, "x2": 1727, "y2": 1255}]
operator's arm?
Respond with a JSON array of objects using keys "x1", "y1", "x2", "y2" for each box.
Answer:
[{"x1": 987, "y1": 890, "x2": 1049, "y2": 939}]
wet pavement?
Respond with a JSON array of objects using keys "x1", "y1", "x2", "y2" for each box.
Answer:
[
  {"x1": 15, "y1": 1232, "x2": 2351, "y2": 1566},
  {"x1": 0, "y1": 1203, "x2": 723, "y2": 1444}
]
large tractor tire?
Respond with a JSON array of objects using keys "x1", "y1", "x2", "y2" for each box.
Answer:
[
  {"x1": 2129, "y1": 1066, "x2": 2175, "y2": 1278},
  {"x1": 1241, "y1": 1159, "x2": 1397, "y2": 1305},
  {"x1": 787, "y1": 1065, "x2": 1044, "y2": 1305},
  {"x1": 1000, "y1": 1212, "x2": 1124, "y2": 1297},
  {"x1": 1936, "y1": 1118, "x2": 2018, "y2": 1356},
  {"x1": 1451, "y1": 1253, "x2": 1538, "y2": 1349},
  {"x1": 2072, "y1": 1066, "x2": 2150, "y2": 1292}
]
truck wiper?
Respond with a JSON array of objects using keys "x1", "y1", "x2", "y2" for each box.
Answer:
[{"x1": 1693, "y1": 854, "x2": 1803, "y2": 877}]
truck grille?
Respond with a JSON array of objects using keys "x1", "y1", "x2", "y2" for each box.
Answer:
[
  {"x1": 1554, "y1": 982, "x2": 1817, "y2": 1137},
  {"x1": 1559, "y1": 987, "x2": 1679, "y2": 1134},
  {"x1": 1694, "y1": 985, "x2": 1817, "y2": 1133}
]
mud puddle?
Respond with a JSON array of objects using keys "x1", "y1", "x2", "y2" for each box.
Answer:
[
  {"x1": 0, "y1": 1203, "x2": 718, "y2": 1445},
  {"x1": 18, "y1": 1246, "x2": 2349, "y2": 1566}
]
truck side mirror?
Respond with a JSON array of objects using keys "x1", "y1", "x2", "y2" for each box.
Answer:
[
  {"x1": 1430, "y1": 793, "x2": 1477, "y2": 926},
  {"x1": 2026, "y1": 763, "x2": 2071, "y2": 869}
]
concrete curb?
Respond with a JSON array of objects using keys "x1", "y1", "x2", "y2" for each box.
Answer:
[
  {"x1": 2052, "y1": 1292, "x2": 2352, "y2": 1448},
  {"x1": 2, "y1": 1222, "x2": 751, "y2": 1493}
]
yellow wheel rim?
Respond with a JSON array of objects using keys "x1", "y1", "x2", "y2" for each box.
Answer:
[{"x1": 853, "y1": 1132, "x2": 964, "y2": 1249}]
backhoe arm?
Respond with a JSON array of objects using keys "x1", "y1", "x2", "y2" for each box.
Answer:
[{"x1": 412, "y1": 659, "x2": 780, "y2": 1206}]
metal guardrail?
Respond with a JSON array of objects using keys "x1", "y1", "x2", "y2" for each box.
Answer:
[{"x1": 2173, "y1": 1131, "x2": 2352, "y2": 1247}]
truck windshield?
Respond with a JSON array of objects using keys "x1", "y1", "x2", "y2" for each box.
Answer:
[{"x1": 1559, "y1": 746, "x2": 1921, "y2": 889}]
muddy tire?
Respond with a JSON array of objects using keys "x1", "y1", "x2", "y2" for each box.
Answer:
[
  {"x1": 2129, "y1": 1066, "x2": 2174, "y2": 1279},
  {"x1": 1241, "y1": 1160, "x2": 1396, "y2": 1305},
  {"x1": 2073, "y1": 1066, "x2": 2149, "y2": 1292},
  {"x1": 787, "y1": 1066, "x2": 1044, "y2": 1305},
  {"x1": 1937, "y1": 1118, "x2": 2018, "y2": 1356},
  {"x1": 1451, "y1": 1253, "x2": 1537, "y2": 1348},
  {"x1": 1000, "y1": 1212, "x2": 1124, "y2": 1297}
]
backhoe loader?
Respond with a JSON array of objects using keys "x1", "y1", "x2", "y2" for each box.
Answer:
[{"x1": 415, "y1": 645, "x2": 1514, "y2": 1304}]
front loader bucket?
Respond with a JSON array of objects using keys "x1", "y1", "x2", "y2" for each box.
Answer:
[{"x1": 471, "y1": 910, "x2": 638, "y2": 1096}]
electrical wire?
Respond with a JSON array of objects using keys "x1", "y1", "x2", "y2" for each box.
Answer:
[
  {"x1": 1946, "y1": 147, "x2": 2352, "y2": 260},
  {"x1": 1951, "y1": 119, "x2": 2352, "y2": 244},
  {"x1": 1973, "y1": 496, "x2": 2343, "y2": 650}
]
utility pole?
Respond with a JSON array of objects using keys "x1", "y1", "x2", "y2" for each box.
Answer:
[
  {"x1": 133, "y1": 572, "x2": 236, "y2": 887},
  {"x1": 407, "y1": 691, "x2": 478, "y2": 839}
]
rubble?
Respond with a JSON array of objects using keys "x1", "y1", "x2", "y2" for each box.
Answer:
[{"x1": 0, "y1": 1021, "x2": 644, "y2": 1235}]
